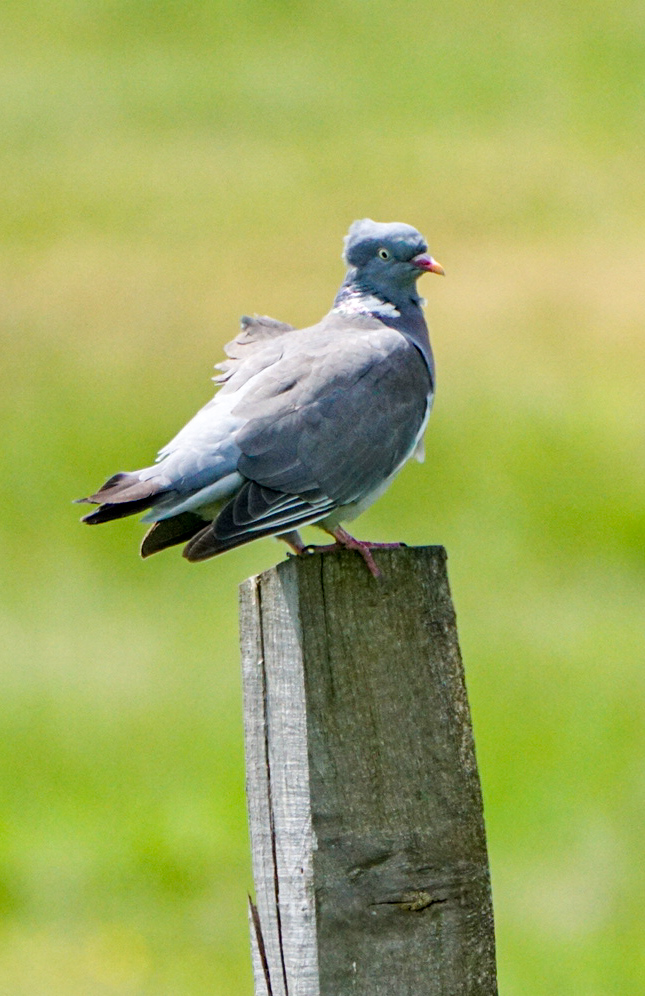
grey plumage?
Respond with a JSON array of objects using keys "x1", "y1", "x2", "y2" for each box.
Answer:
[{"x1": 78, "y1": 219, "x2": 444, "y2": 567}]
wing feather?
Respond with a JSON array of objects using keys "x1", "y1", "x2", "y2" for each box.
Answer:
[{"x1": 234, "y1": 325, "x2": 431, "y2": 506}]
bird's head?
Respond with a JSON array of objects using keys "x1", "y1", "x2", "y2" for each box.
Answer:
[{"x1": 342, "y1": 219, "x2": 444, "y2": 308}]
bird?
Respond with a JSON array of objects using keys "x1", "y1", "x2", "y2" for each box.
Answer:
[{"x1": 77, "y1": 219, "x2": 444, "y2": 577}]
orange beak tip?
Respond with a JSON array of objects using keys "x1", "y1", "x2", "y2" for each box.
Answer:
[{"x1": 412, "y1": 253, "x2": 445, "y2": 276}]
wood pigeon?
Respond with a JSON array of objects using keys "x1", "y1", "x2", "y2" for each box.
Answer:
[{"x1": 78, "y1": 219, "x2": 444, "y2": 576}]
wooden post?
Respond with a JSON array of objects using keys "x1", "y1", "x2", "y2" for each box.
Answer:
[{"x1": 239, "y1": 545, "x2": 497, "y2": 996}]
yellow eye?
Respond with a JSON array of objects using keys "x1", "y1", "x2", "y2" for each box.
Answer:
[{"x1": 378, "y1": 247, "x2": 391, "y2": 260}]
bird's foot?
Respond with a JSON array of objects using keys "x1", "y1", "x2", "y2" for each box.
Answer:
[
  {"x1": 319, "y1": 527, "x2": 404, "y2": 579},
  {"x1": 279, "y1": 528, "x2": 403, "y2": 578},
  {"x1": 276, "y1": 530, "x2": 308, "y2": 556},
  {"x1": 301, "y1": 541, "x2": 342, "y2": 555},
  {"x1": 278, "y1": 531, "x2": 344, "y2": 562},
  {"x1": 303, "y1": 538, "x2": 380, "y2": 576}
]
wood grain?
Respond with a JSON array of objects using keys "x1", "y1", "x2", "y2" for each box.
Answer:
[{"x1": 240, "y1": 546, "x2": 497, "y2": 996}]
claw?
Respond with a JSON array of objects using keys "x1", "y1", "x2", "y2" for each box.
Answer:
[
  {"x1": 303, "y1": 542, "x2": 339, "y2": 555},
  {"x1": 322, "y1": 527, "x2": 403, "y2": 579},
  {"x1": 278, "y1": 526, "x2": 403, "y2": 578}
]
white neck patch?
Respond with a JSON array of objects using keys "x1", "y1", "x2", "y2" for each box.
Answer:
[{"x1": 333, "y1": 291, "x2": 400, "y2": 319}]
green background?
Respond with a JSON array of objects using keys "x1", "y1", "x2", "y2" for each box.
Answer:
[{"x1": 1, "y1": 1, "x2": 644, "y2": 992}]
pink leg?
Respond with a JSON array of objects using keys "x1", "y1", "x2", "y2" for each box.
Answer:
[
  {"x1": 276, "y1": 530, "x2": 307, "y2": 555},
  {"x1": 315, "y1": 526, "x2": 403, "y2": 579},
  {"x1": 278, "y1": 527, "x2": 403, "y2": 578}
]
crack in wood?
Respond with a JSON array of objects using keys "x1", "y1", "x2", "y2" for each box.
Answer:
[
  {"x1": 249, "y1": 895, "x2": 274, "y2": 996},
  {"x1": 257, "y1": 577, "x2": 290, "y2": 996},
  {"x1": 370, "y1": 891, "x2": 450, "y2": 913}
]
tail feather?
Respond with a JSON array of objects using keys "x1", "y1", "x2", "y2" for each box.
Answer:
[
  {"x1": 140, "y1": 512, "x2": 207, "y2": 558},
  {"x1": 78, "y1": 470, "x2": 168, "y2": 525},
  {"x1": 82, "y1": 495, "x2": 160, "y2": 525},
  {"x1": 78, "y1": 471, "x2": 163, "y2": 506}
]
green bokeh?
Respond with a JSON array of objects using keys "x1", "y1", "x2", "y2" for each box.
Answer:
[{"x1": 1, "y1": 1, "x2": 644, "y2": 993}]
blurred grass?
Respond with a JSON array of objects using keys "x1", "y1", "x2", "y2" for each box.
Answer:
[{"x1": 1, "y1": 1, "x2": 644, "y2": 993}]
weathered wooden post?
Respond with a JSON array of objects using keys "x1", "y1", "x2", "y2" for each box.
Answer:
[{"x1": 239, "y1": 545, "x2": 497, "y2": 996}]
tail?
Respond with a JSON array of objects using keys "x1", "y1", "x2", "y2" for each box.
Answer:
[
  {"x1": 140, "y1": 512, "x2": 208, "y2": 558},
  {"x1": 76, "y1": 471, "x2": 166, "y2": 525}
]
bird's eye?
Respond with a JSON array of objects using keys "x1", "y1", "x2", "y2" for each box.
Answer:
[{"x1": 378, "y1": 247, "x2": 391, "y2": 260}]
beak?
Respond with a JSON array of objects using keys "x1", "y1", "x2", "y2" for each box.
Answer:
[{"x1": 411, "y1": 253, "x2": 445, "y2": 276}]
